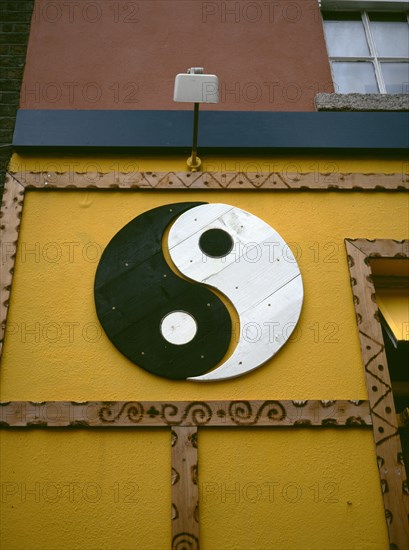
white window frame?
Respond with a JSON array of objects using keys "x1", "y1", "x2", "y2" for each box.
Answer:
[{"x1": 320, "y1": 0, "x2": 409, "y2": 94}]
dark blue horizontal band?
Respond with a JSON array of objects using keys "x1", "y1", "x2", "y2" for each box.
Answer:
[{"x1": 13, "y1": 109, "x2": 409, "y2": 151}]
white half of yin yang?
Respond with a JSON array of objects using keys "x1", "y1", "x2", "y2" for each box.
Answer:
[{"x1": 167, "y1": 203, "x2": 303, "y2": 381}]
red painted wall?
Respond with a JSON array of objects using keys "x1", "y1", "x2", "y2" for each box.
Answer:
[{"x1": 21, "y1": 0, "x2": 333, "y2": 111}]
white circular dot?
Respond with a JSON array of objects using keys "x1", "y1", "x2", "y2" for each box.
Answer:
[{"x1": 160, "y1": 311, "x2": 198, "y2": 346}]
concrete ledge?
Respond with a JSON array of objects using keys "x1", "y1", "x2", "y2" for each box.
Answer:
[{"x1": 315, "y1": 93, "x2": 409, "y2": 112}]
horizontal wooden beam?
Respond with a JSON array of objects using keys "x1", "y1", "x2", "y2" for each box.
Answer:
[
  {"x1": 11, "y1": 170, "x2": 409, "y2": 191},
  {"x1": 0, "y1": 400, "x2": 371, "y2": 428}
]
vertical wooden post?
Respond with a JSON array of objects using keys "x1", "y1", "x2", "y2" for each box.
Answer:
[
  {"x1": 171, "y1": 426, "x2": 199, "y2": 550},
  {"x1": 346, "y1": 240, "x2": 409, "y2": 550},
  {"x1": 0, "y1": 174, "x2": 25, "y2": 355}
]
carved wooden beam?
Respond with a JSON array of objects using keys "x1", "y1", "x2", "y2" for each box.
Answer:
[
  {"x1": 11, "y1": 170, "x2": 409, "y2": 191},
  {"x1": 0, "y1": 173, "x2": 26, "y2": 355},
  {"x1": 345, "y1": 238, "x2": 409, "y2": 550},
  {"x1": 0, "y1": 400, "x2": 371, "y2": 428},
  {"x1": 171, "y1": 426, "x2": 199, "y2": 550}
]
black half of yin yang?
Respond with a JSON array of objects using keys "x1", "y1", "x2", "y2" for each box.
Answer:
[{"x1": 94, "y1": 202, "x2": 232, "y2": 380}]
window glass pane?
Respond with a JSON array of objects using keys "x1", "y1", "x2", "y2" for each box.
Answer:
[
  {"x1": 322, "y1": 11, "x2": 363, "y2": 21},
  {"x1": 324, "y1": 20, "x2": 370, "y2": 57},
  {"x1": 371, "y1": 21, "x2": 409, "y2": 57},
  {"x1": 332, "y1": 62, "x2": 379, "y2": 93},
  {"x1": 381, "y1": 62, "x2": 409, "y2": 93}
]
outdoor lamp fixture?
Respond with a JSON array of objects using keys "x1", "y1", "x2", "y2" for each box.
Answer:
[{"x1": 173, "y1": 67, "x2": 219, "y2": 171}]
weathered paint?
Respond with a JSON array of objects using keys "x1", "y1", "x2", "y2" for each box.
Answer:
[{"x1": 2, "y1": 153, "x2": 407, "y2": 549}]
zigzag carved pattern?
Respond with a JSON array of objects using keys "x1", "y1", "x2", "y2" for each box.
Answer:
[
  {"x1": 358, "y1": 331, "x2": 397, "y2": 446},
  {"x1": 345, "y1": 239, "x2": 409, "y2": 550},
  {"x1": 11, "y1": 170, "x2": 409, "y2": 190}
]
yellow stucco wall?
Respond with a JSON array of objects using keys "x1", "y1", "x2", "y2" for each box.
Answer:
[{"x1": 1, "y1": 154, "x2": 407, "y2": 550}]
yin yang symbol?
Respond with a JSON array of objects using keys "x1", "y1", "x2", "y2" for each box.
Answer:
[{"x1": 94, "y1": 202, "x2": 303, "y2": 381}]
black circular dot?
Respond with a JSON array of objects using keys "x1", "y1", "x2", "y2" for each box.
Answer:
[
  {"x1": 385, "y1": 406, "x2": 391, "y2": 414},
  {"x1": 378, "y1": 427, "x2": 384, "y2": 433},
  {"x1": 372, "y1": 386, "x2": 378, "y2": 392},
  {"x1": 378, "y1": 364, "x2": 384, "y2": 371},
  {"x1": 199, "y1": 228, "x2": 234, "y2": 258}
]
